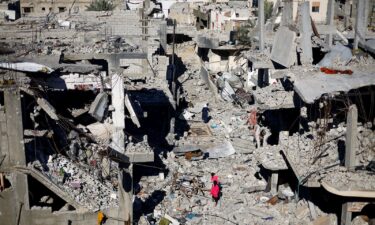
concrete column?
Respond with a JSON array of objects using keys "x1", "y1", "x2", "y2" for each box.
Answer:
[
  {"x1": 281, "y1": 0, "x2": 293, "y2": 27},
  {"x1": 341, "y1": 202, "x2": 352, "y2": 225},
  {"x1": 345, "y1": 105, "x2": 357, "y2": 171},
  {"x1": 326, "y1": 0, "x2": 335, "y2": 47},
  {"x1": 111, "y1": 73, "x2": 132, "y2": 224},
  {"x1": 119, "y1": 164, "x2": 133, "y2": 224},
  {"x1": 139, "y1": 8, "x2": 149, "y2": 75},
  {"x1": 299, "y1": 2, "x2": 313, "y2": 65},
  {"x1": 270, "y1": 173, "x2": 278, "y2": 195},
  {"x1": 111, "y1": 73, "x2": 125, "y2": 152},
  {"x1": 259, "y1": 0, "x2": 265, "y2": 52},
  {"x1": 344, "y1": 1, "x2": 351, "y2": 28},
  {"x1": 4, "y1": 89, "x2": 30, "y2": 210},
  {"x1": 4, "y1": 89, "x2": 26, "y2": 166},
  {"x1": 354, "y1": 0, "x2": 368, "y2": 50}
]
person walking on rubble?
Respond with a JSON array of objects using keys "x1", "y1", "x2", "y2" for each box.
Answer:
[
  {"x1": 210, "y1": 180, "x2": 221, "y2": 206},
  {"x1": 202, "y1": 103, "x2": 211, "y2": 123},
  {"x1": 247, "y1": 107, "x2": 263, "y2": 148}
]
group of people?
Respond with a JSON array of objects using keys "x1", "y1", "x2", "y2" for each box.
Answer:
[{"x1": 210, "y1": 173, "x2": 221, "y2": 206}]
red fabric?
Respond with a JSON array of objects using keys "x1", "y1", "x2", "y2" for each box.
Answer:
[
  {"x1": 210, "y1": 185, "x2": 220, "y2": 198},
  {"x1": 211, "y1": 175, "x2": 219, "y2": 183},
  {"x1": 320, "y1": 67, "x2": 353, "y2": 75}
]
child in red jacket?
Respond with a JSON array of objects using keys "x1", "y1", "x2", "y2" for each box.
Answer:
[{"x1": 210, "y1": 180, "x2": 220, "y2": 206}]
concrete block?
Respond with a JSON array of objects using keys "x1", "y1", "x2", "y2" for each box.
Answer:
[
  {"x1": 271, "y1": 26, "x2": 297, "y2": 67},
  {"x1": 89, "y1": 92, "x2": 109, "y2": 121}
]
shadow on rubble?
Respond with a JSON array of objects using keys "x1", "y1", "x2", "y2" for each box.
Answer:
[
  {"x1": 20, "y1": 92, "x2": 66, "y2": 166},
  {"x1": 132, "y1": 158, "x2": 170, "y2": 184},
  {"x1": 20, "y1": 89, "x2": 99, "y2": 166},
  {"x1": 171, "y1": 54, "x2": 187, "y2": 80},
  {"x1": 169, "y1": 54, "x2": 193, "y2": 140},
  {"x1": 298, "y1": 85, "x2": 375, "y2": 128},
  {"x1": 133, "y1": 190, "x2": 166, "y2": 223},
  {"x1": 298, "y1": 186, "x2": 343, "y2": 217},
  {"x1": 126, "y1": 89, "x2": 175, "y2": 152},
  {"x1": 124, "y1": 89, "x2": 173, "y2": 220},
  {"x1": 44, "y1": 90, "x2": 98, "y2": 125}
]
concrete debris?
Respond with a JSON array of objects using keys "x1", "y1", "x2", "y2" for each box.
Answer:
[
  {"x1": 172, "y1": 145, "x2": 200, "y2": 156},
  {"x1": 86, "y1": 122, "x2": 113, "y2": 144},
  {"x1": 298, "y1": 2, "x2": 314, "y2": 65},
  {"x1": 203, "y1": 141, "x2": 235, "y2": 159},
  {"x1": 125, "y1": 94, "x2": 141, "y2": 128},
  {"x1": 1, "y1": 1, "x2": 375, "y2": 225},
  {"x1": 70, "y1": 107, "x2": 89, "y2": 118},
  {"x1": 24, "y1": 129, "x2": 51, "y2": 137},
  {"x1": 36, "y1": 98, "x2": 59, "y2": 120},
  {"x1": 271, "y1": 26, "x2": 297, "y2": 67},
  {"x1": 89, "y1": 92, "x2": 109, "y2": 121},
  {"x1": 37, "y1": 155, "x2": 118, "y2": 211},
  {"x1": 317, "y1": 44, "x2": 353, "y2": 67},
  {"x1": 0, "y1": 62, "x2": 54, "y2": 73},
  {"x1": 253, "y1": 81, "x2": 294, "y2": 109},
  {"x1": 294, "y1": 67, "x2": 375, "y2": 104}
]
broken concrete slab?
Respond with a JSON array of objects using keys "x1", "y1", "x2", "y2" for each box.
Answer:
[
  {"x1": 360, "y1": 39, "x2": 375, "y2": 54},
  {"x1": 23, "y1": 129, "x2": 51, "y2": 137},
  {"x1": 230, "y1": 138, "x2": 255, "y2": 154},
  {"x1": 203, "y1": 141, "x2": 235, "y2": 158},
  {"x1": 125, "y1": 94, "x2": 141, "y2": 128},
  {"x1": 271, "y1": 26, "x2": 297, "y2": 67},
  {"x1": 89, "y1": 92, "x2": 109, "y2": 121},
  {"x1": 17, "y1": 55, "x2": 102, "y2": 73},
  {"x1": 247, "y1": 208, "x2": 273, "y2": 218},
  {"x1": 106, "y1": 147, "x2": 154, "y2": 163},
  {"x1": 0, "y1": 62, "x2": 54, "y2": 74},
  {"x1": 294, "y1": 70, "x2": 375, "y2": 104},
  {"x1": 86, "y1": 122, "x2": 113, "y2": 143},
  {"x1": 312, "y1": 216, "x2": 332, "y2": 225},
  {"x1": 317, "y1": 44, "x2": 352, "y2": 67},
  {"x1": 241, "y1": 182, "x2": 267, "y2": 193},
  {"x1": 173, "y1": 145, "x2": 201, "y2": 156},
  {"x1": 36, "y1": 98, "x2": 59, "y2": 120}
]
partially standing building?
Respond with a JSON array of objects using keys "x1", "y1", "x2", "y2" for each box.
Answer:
[{"x1": 19, "y1": 0, "x2": 121, "y2": 16}]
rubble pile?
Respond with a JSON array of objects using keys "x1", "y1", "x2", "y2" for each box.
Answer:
[
  {"x1": 35, "y1": 155, "x2": 118, "y2": 211},
  {"x1": 136, "y1": 151, "x2": 344, "y2": 225},
  {"x1": 253, "y1": 145, "x2": 288, "y2": 171},
  {"x1": 64, "y1": 40, "x2": 141, "y2": 54},
  {"x1": 126, "y1": 136, "x2": 153, "y2": 154},
  {"x1": 1, "y1": 0, "x2": 375, "y2": 224},
  {"x1": 282, "y1": 122, "x2": 374, "y2": 182},
  {"x1": 253, "y1": 81, "x2": 294, "y2": 109},
  {"x1": 322, "y1": 169, "x2": 375, "y2": 191}
]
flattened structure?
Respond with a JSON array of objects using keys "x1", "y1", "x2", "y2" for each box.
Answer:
[{"x1": 294, "y1": 70, "x2": 375, "y2": 104}]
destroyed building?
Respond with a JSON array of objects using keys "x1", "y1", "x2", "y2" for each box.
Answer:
[
  {"x1": 19, "y1": 0, "x2": 96, "y2": 15},
  {"x1": 0, "y1": 0, "x2": 375, "y2": 225}
]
